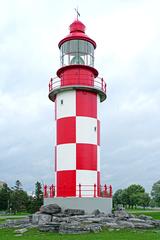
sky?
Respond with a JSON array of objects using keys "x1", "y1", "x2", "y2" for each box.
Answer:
[{"x1": 0, "y1": 0, "x2": 160, "y2": 194}]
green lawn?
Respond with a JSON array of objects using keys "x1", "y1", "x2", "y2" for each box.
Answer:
[
  {"x1": 126, "y1": 210, "x2": 160, "y2": 220},
  {"x1": 0, "y1": 228, "x2": 160, "y2": 240}
]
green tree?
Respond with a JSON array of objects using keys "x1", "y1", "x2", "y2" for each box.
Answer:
[
  {"x1": 0, "y1": 184, "x2": 11, "y2": 211},
  {"x1": 10, "y1": 180, "x2": 29, "y2": 213},
  {"x1": 113, "y1": 189, "x2": 123, "y2": 207},
  {"x1": 138, "y1": 192, "x2": 150, "y2": 209},
  {"x1": 127, "y1": 184, "x2": 145, "y2": 208},
  {"x1": 151, "y1": 180, "x2": 160, "y2": 207},
  {"x1": 27, "y1": 182, "x2": 43, "y2": 213}
]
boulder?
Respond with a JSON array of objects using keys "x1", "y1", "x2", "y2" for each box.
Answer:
[
  {"x1": 59, "y1": 223, "x2": 90, "y2": 234},
  {"x1": 133, "y1": 222, "x2": 154, "y2": 229},
  {"x1": 32, "y1": 212, "x2": 41, "y2": 224},
  {"x1": 39, "y1": 222, "x2": 60, "y2": 232},
  {"x1": 64, "y1": 209, "x2": 85, "y2": 216},
  {"x1": 14, "y1": 228, "x2": 28, "y2": 234},
  {"x1": 116, "y1": 220, "x2": 135, "y2": 229},
  {"x1": 40, "y1": 204, "x2": 61, "y2": 214},
  {"x1": 114, "y1": 210, "x2": 130, "y2": 219},
  {"x1": 138, "y1": 214, "x2": 153, "y2": 220},
  {"x1": 38, "y1": 214, "x2": 52, "y2": 225},
  {"x1": 92, "y1": 209, "x2": 101, "y2": 216}
]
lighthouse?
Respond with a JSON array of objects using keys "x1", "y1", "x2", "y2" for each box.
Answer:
[{"x1": 44, "y1": 18, "x2": 112, "y2": 213}]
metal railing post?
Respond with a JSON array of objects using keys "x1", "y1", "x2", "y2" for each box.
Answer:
[
  {"x1": 94, "y1": 184, "x2": 96, "y2": 198},
  {"x1": 79, "y1": 184, "x2": 82, "y2": 198}
]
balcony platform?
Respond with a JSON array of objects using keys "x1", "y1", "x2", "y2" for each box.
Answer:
[{"x1": 43, "y1": 197, "x2": 112, "y2": 214}]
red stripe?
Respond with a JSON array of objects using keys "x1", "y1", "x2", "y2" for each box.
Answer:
[
  {"x1": 76, "y1": 144, "x2": 97, "y2": 170},
  {"x1": 57, "y1": 117, "x2": 76, "y2": 144},
  {"x1": 76, "y1": 90, "x2": 97, "y2": 118},
  {"x1": 57, "y1": 170, "x2": 76, "y2": 197}
]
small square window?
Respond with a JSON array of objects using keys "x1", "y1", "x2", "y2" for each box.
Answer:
[{"x1": 61, "y1": 99, "x2": 63, "y2": 105}]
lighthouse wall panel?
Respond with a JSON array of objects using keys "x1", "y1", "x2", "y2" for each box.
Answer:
[
  {"x1": 76, "y1": 144, "x2": 97, "y2": 170},
  {"x1": 56, "y1": 90, "x2": 76, "y2": 119},
  {"x1": 76, "y1": 90, "x2": 97, "y2": 118},
  {"x1": 57, "y1": 117, "x2": 76, "y2": 144},
  {"x1": 97, "y1": 95, "x2": 100, "y2": 120},
  {"x1": 57, "y1": 144, "x2": 76, "y2": 171},
  {"x1": 76, "y1": 170, "x2": 97, "y2": 197},
  {"x1": 57, "y1": 170, "x2": 76, "y2": 197},
  {"x1": 76, "y1": 116, "x2": 97, "y2": 144}
]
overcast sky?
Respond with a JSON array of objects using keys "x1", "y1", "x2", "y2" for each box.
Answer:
[{"x1": 0, "y1": 0, "x2": 160, "y2": 194}]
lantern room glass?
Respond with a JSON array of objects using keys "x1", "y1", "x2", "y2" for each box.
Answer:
[{"x1": 60, "y1": 40, "x2": 94, "y2": 67}]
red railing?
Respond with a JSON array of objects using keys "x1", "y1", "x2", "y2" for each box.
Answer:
[
  {"x1": 48, "y1": 75, "x2": 106, "y2": 94},
  {"x1": 43, "y1": 184, "x2": 112, "y2": 198}
]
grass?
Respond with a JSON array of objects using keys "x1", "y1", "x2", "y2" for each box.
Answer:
[
  {"x1": 0, "y1": 228, "x2": 160, "y2": 240},
  {"x1": 126, "y1": 209, "x2": 160, "y2": 220}
]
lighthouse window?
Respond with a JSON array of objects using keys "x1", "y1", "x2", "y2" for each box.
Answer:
[
  {"x1": 60, "y1": 40, "x2": 94, "y2": 67},
  {"x1": 60, "y1": 99, "x2": 63, "y2": 105}
]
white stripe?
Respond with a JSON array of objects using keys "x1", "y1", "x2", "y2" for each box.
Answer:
[
  {"x1": 56, "y1": 90, "x2": 76, "y2": 119},
  {"x1": 76, "y1": 117, "x2": 97, "y2": 144},
  {"x1": 57, "y1": 144, "x2": 76, "y2": 171}
]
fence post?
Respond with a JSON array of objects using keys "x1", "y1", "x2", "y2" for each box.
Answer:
[
  {"x1": 104, "y1": 184, "x2": 107, "y2": 197},
  {"x1": 94, "y1": 184, "x2": 96, "y2": 198},
  {"x1": 79, "y1": 184, "x2": 81, "y2": 198},
  {"x1": 109, "y1": 185, "x2": 112, "y2": 197},
  {"x1": 50, "y1": 184, "x2": 54, "y2": 198},
  {"x1": 44, "y1": 185, "x2": 48, "y2": 198}
]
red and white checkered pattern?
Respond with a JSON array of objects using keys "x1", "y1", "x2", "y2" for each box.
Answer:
[{"x1": 54, "y1": 90, "x2": 101, "y2": 197}]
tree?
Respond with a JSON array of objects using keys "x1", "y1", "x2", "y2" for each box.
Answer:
[
  {"x1": 126, "y1": 184, "x2": 145, "y2": 208},
  {"x1": 113, "y1": 189, "x2": 123, "y2": 207},
  {"x1": 0, "y1": 184, "x2": 11, "y2": 211},
  {"x1": 138, "y1": 192, "x2": 150, "y2": 209},
  {"x1": 27, "y1": 182, "x2": 43, "y2": 213},
  {"x1": 10, "y1": 180, "x2": 29, "y2": 213},
  {"x1": 151, "y1": 180, "x2": 160, "y2": 207}
]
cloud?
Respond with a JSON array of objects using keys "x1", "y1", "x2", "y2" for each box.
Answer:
[{"x1": 0, "y1": 0, "x2": 160, "y2": 194}]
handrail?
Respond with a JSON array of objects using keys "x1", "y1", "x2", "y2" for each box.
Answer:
[
  {"x1": 48, "y1": 75, "x2": 107, "y2": 94},
  {"x1": 43, "y1": 184, "x2": 112, "y2": 198}
]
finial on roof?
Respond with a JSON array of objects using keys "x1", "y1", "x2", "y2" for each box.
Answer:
[{"x1": 74, "y1": 7, "x2": 80, "y2": 20}]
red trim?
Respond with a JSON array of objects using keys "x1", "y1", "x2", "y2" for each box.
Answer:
[
  {"x1": 76, "y1": 90, "x2": 97, "y2": 118},
  {"x1": 57, "y1": 65, "x2": 98, "y2": 78},
  {"x1": 76, "y1": 144, "x2": 97, "y2": 170},
  {"x1": 57, "y1": 117, "x2": 76, "y2": 144}
]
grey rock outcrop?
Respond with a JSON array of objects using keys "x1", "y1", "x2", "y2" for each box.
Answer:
[
  {"x1": 40, "y1": 204, "x2": 61, "y2": 214},
  {"x1": 64, "y1": 209, "x2": 85, "y2": 216}
]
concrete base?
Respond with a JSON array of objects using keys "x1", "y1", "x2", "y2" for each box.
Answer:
[{"x1": 44, "y1": 197, "x2": 112, "y2": 214}]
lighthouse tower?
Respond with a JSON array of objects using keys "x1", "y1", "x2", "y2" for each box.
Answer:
[{"x1": 44, "y1": 18, "x2": 112, "y2": 213}]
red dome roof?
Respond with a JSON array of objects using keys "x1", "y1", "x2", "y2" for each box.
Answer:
[{"x1": 58, "y1": 20, "x2": 96, "y2": 49}]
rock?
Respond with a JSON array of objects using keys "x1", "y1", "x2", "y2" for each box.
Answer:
[
  {"x1": 14, "y1": 228, "x2": 28, "y2": 234},
  {"x1": 40, "y1": 204, "x2": 61, "y2": 214},
  {"x1": 87, "y1": 224, "x2": 102, "y2": 233},
  {"x1": 138, "y1": 214, "x2": 153, "y2": 220},
  {"x1": 103, "y1": 222, "x2": 120, "y2": 229},
  {"x1": 116, "y1": 220, "x2": 135, "y2": 229},
  {"x1": 92, "y1": 209, "x2": 101, "y2": 216},
  {"x1": 152, "y1": 220, "x2": 160, "y2": 227},
  {"x1": 38, "y1": 214, "x2": 52, "y2": 225},
  {"x1": 133, "y1": 222, "x2": 154, "y2": 229},
  {"x1": 32, "y1": 212, "x2": 41, "y2": 224},
  {"x1": 64, "y1": 209, "x2": 85, "y2": 216},
  {"x1": 129, "y1": 218, "x2": 146, "y2": 223},
  {"x1": 59, "y1": 223, "x2": 90, "y2": 234},
  {"x1": 39, "y1": 222, "x2": 60, "y2": 232},
  {"x1": 114, "y1": 210, "x2": 130, "y2": 218}
]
